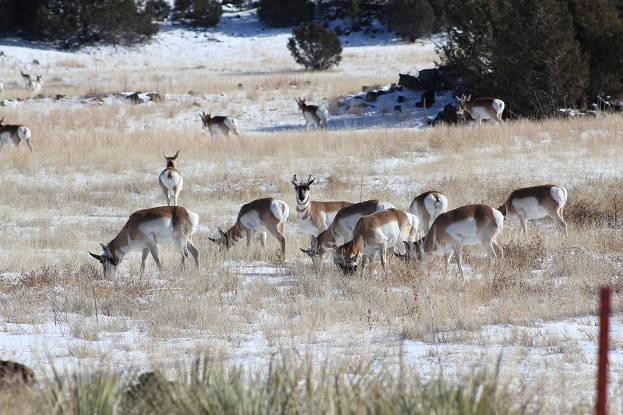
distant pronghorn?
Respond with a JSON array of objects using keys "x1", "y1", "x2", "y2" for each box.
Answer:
[
  {"x1": 409, "y1": 204, "x2": 504, "y2": 280},
  {"x1": 158, "y1": 150, "x2": 183, "y2": 206},
  {"x1": 89, "y1": 206, "x2": 200, "y2": 275},
  {"x1": 21, "y1": 70, "x2": 42, "y2": 95},
  {"x1": 456, "y1": 94, "x2": 504, "y2": 125},
  {"x1": 301, "y1": 199, "x2": 394, "y2": 261},
  {"x1": 498, "y1": 184, "x2": 568, "y2": 236},
  {"x1": 0, "y1": 117, "x2": 32, "y2": 152},
  {"x1": 295, "y1": 97, "x2": 328, "y2": 130},
  {"x1": 333, "y1": 208, "x2": 419, "y2": 275},
  {"x1": 208, "y1": 198, "x2": 290, "y2": 258},
  {"x1": 408, "y1": 190, "x2": 449, "y2": 236},
  {"x1": 199, "y1": 110, "x2": 239, "y2": 137},
  {"x1": 291, "y1": 174, "x2": 352, "y2": 246},
  {"x1": 0, "y1": 80, "x2": 3, "y2": 98}
]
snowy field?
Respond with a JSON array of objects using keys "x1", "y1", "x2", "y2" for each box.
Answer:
[{"x1": 0, "y1": 7, "x2": 622, "y2": 413}]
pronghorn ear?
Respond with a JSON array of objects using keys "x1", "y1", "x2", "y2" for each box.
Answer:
[
  {"x1": 174, "y1": 150, "x2": 179, "y2": 158},
  {"x1": 100, "y1": 243, "x2": 108, "y2": 253},
  {"x1": 466, "y1": 94, "x2": 471, "y2": 101},
  {"x1": 291, "y1": 174, "x2": 298, "y2": 186},
  {"x1": 218, "y1": 227, "x2": 226, "y2": 237},
  {"x1": 89, "y1": 252, "x2": 102, "y2": 261},
  {"x1": 207, "y1": 237, "x2": 219, "y2": 243}
]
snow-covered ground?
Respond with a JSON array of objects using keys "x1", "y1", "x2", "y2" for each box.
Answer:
[{"x1": 0, "y1": 7, "x2": 621, "y2": 413}]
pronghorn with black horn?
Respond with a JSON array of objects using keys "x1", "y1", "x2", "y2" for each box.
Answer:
[
  {"x1": 408, "y1": 190, "x2": 449, "y2": 236},
  {"x1": 21, "y1": 70, "x2": 42, "y2": 95},
  {"x1": 0, "y1": 117, "x2": 33, "y2": 152},
  {"x1": 199, "y1": 110, "x2": 239, "y2": 137},
  {"x1": 301, "y1": 199, "x2": 394, "y2": 262},
  {"x1": 208, "y1": 197, "x2": 290, "y2": 259},
  {"x1": 89, "y1": 206, "x2": 200, "y2": 276},
  {"x1": 408, "y1": 204, "x2": 504, "y2": 280},
  {"x1": 295, "y1": 97, "x2": 329, "y2": 130},
  {"x1": 498, "y1": 184, "x2": 568, "y2": 236},
  {"x1": 158, "y1": 150, "x2": 183, "y2": 206},
  {"x1": 291, "y1": 174, "x2": 352, "y2": 245},
  {"x1": 456, "y1": 94, "x2": 505, "y2": 125},
  {"x1": 333, "y1": 208, "x2": 419, "y2": 275}
]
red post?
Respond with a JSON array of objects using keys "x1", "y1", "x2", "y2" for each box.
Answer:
[{"x1": 596, "y1": 287, "x2": 611, "y2": 415}]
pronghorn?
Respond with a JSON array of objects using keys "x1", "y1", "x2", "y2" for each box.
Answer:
[
  {"x1": 455, "y1": 94, "x2": 505, "y2": 125},
  {"x1": 409, "y1": 204, "x2": 504, "y2": 280},
  {"x1": 291, "y1": 174, "x2": 352, "y2": 245},
  {"x1": 158, "y1": 150, "x2": 183, "y2": 206},
  {"x1": 408, "y1": 190, "x2": 449, "y2": 236},
  {"x1": 199, "y1": 111, "x2": 239, "y2": 137},
  {"x1": 301, "y1": 199, "x2": 394, "y2": 261},
  {"x1": 498, "y1": 184, "x2": 568, "y2": 236},
  {"x1": 208, "y1": 198, "x2": 290, "y2": 258},
  {"x1": 333, "y1": 208, "x2": 419, "y2": 275},
  {"x1": 89, "y1": 206, "x2": 200, "y2": 275},
  {"x1": 21, "y1": 70, "x2": 42, "y2": 95},
  {"x1": 295, "y1": 97, "x2": 329, "y2": 130},
  {"x1": 0, "y1": 80, "x2": 3, "y2": 98},
  {"x1": 0, "y1": 117, "x2": 32, "y2": 152}
]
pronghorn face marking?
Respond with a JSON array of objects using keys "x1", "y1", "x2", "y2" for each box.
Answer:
[
  {"x1": 89, "y1": 244, "x2": 120, "y2": 276},
  {"x1": 291, "y1": 174, "x2": 315, "y2": 204},
  {"x1": 208, "y1": 227, "x2": 235, "y2": 250}
]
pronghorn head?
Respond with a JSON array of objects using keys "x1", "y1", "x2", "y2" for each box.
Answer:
[
  {"x1": 20, "y1": 70, "x2": 30, "y2": 81},
  {"x1": 291, "y1": 174, "x2": 315, "y2": 203},
  {"x1": 455, "y1": 94, "x2": 471, "y2": 116},
  {"x1": 199, "y1": 111, "x2": 213, "y2": 128},
  {"x1": 164, "y1": 150, "x2": 179, "y2": 168},
  {"x1": 333, "y1": 243, "x2": 360, "y2": 275},
  {"x1": 295, "y1": 97, "x2": 307, "y2": 111},
  {"x1": 89, "y1": 243, "x2": 120, "y2": 275},
  {"x1": 208, "y1": 227, "x2": 234, "y2": 250},
  {"x1": 393, "y1": 240, "x2": 421, "y2": 261}
]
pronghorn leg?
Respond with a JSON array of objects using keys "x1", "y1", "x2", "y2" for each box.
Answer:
[
  {"x1": 267, "y1": 226, "x2": 286, "y2": 259},
  {"x1": 140, "y1": 248, "x2": 149, "y2": 274},
  {"x1": 518, "y1": 213, "x2": 529, "y2": 235},
  {"x1": 552, "y1": 211, "x2": 568, "y2": 236},
  {"x1": 380, "y1": 246, "x2": 388, "y2": 275},
  {"x1": 146, "y1": 242, "x2": 162, "y2": 270},
  {"x1": 187, "y1": 241, "x2": 199, "y2": 266},
  {"x1": 453, "y1": 245, "x2": 465, "y2": 280},
  {"x1": 159, "y1": 183, "x2": 170, "y2": 206}
]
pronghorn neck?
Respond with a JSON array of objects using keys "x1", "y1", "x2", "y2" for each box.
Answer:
[
  {"x1": 423, "y1": 226, "x2": 437, "y2": 256},
  {"x1": 295, "y1": 197, "x2": 311, "y2": 219},
  {"x1": 107, "y1": 231, "x2": 130, "y2": 262},
  {"x1": 166, "y1": 160, "x2": 177, "y2": 169},
  {"x1": 226, "y1": 221, "x2": 247, "y2": 245}
]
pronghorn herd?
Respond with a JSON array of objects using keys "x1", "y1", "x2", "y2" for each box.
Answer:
[{"x1": 87, "y1": 147, "x2": 568, "y2": 281}]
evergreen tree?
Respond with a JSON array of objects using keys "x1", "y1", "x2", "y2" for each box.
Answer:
[{"x1": 287, "y1": 22, "x2": 343, "y2": 70}]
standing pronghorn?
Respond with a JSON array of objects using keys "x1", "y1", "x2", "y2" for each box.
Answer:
[
  {"x1": 410, "y1": 204, "x2": 504, "y2": 280},
  {"x1": 158, "y1": 150, "x2": 183, "y2": 206},
  {"x1": 0, "y1": 117, "x2": 32, "y2": 152},
  {"x1": 333, "y1": 208, "x2": 419, "y2": 275},
  {"x1": 295, "y1": 97, "x2": 328, "y2": 130},
  {"x1": 89, "y1": 206, "x2": 200, "y2": 275},
  {"x1": 208, "y1": 198, "x2": 290, "y2": 258},
  {"x1": 291, "y1": 174, "x2": 352, "y2": 245},
  {"x1": 301, "y1": 199, "x2": 394, "y2": 260},
  {"x1": 408, "y1": 190, "x2": 449, "y2": 236},
  {"x1": 199, "y1": 111, "x2": 239, "y2": 137},
  {"x1": 21, "y1": 71, "x2": 42, "y2": 95},
  {"x1": 456, "y1": 94, "x2": 505, "y2": 125},
  {"x1": 498, "y1": 184, "x2": 568, "y2": 236}
]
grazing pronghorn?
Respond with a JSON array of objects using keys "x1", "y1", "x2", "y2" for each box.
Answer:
[
  {"x1": 158, "y1": 150, "x2": 183, "y2": 206},
  {"x1": 295, "y1": 97, "x2": 329, "y2": 130},
  {"x1": 301, "y1": 199, "x2": 394, "y2": 260},
  {"x1": 334, "y1": 208, "x2": 419, "y2": 275},
  {"x1": 0, "y1": 117, "x2": 33, "y2": 152},
  {"x1": 208, "y1": 198, "x2": 290, "y2": 258},
  {"x1": 408, "y1": 190, "x2": 449, "y2": 236},
  {"x1": 410, "y1": 204, "x2": 504, "y2": 280},
  {"x1": 21, "y1": 70, "x2": 42, "y2": 95},
  {"x1": 199, "y1": 111, "x2": 239, "y2": 137},
  {"x1": 291, "y1": 174, "x2": 352, "y2": 245},
  {"x1": 456, "y1": 94, "x2": 505, "y2": 125},
  {"x1": 498, "y1": 184, "x2": 568, "y2": 236},
  {"x1": 89, "y1": 206, "x2": 200, "y2": 275}
]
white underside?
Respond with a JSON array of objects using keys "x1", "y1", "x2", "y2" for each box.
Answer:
[
  {"x1": 240, "y1": 200, "x2": 289, "y2": 233},
  {"x1": 333, "y1": 202, "x2": 394, "y2": 245},
  {"x1": 434, "y1": 211, "x2": 503, "y2": 254},
  {"x1": 296, "y1": 210, "x2": 337, "y2": 236}
]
